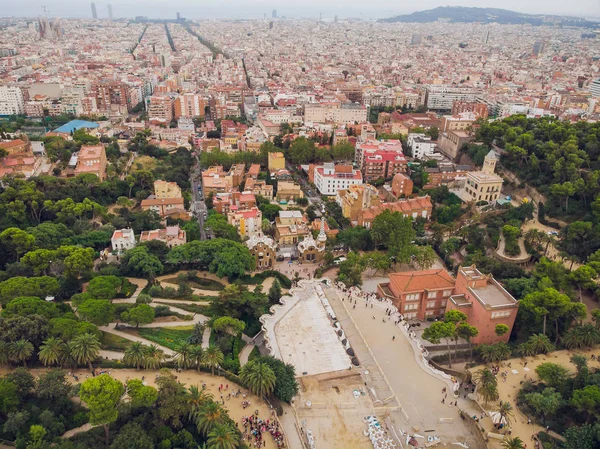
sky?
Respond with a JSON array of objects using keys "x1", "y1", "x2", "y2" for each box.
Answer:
[{"x1": 0, "y1": 0, "x2": 598, "y2": 21}]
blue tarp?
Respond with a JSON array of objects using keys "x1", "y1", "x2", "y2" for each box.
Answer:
[{"x1": 54, "y1": 120, "x2": 99, "y2": 133}]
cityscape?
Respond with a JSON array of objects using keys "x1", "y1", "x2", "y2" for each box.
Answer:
[{"x1": 0, "y1": 2, "x2": 600, "y2": 449}]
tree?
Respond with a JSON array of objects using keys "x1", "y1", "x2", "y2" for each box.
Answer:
[
  {"x1": 256, "y1": 355, "x2": 299, "y2": 403},
  {"x1": 561, "y1": 424, "x2": 599, "y2": 449},
  {"x1": 204, "y1": 213, "x2": 240, "y2": 241},
  {"x1": 495, "y1": 324, "x2": 509, "y2": 337},
  {"x1": 39, "y1": 337, "x2": 66, "y2": 367},
  {"x1": 240, "y1": 360, "x2": 276, "y2": 398},
  {"x1": 562, "y1": 324, "x2": 600, "y2": 349},
  {"x1": 125, "y1": 379, "x2": 158, "y2": 408},
  {"x1": 37, "y1": 369, "x2": 72, "y2": 401},
  {"x1": 519, "y1": 334, "x2": 554, "y2": 356},
  {"x1": 142, "y1": 344, "x2": 165, "y2": 370},
  {"x1": 70, "y1": 333, "x2": 100, "y2": 371},
  {"x1": 535, "y1": 362, "x2": 569, "y2": 389},
  {"x1": 156, "y1": 369, "x2": 190, "y2": 428},
  {"x1": 0, "y1": 276, "x2": 60, "y2": 306},
  {"x1": 422, "y1": 321, "x2": 455, "y2": 367},
  {"x1": 0, "y1": 378, "x2": 18, "y2": 416},
  {"x1": 135, "y1": 293, "x2": 153, "y2": 304},
  {"x1": 411, "y1": 245, "x2": 437, "y2": 270},
  {"x1": 124, "y1": 342, "x2": 147, "y2": 370},
  {"x1": 268, "y1": 279, "x2": 282, "y2": 304},
  {"x1": 195, "y1": 401, "x2": 226, "y2": 435},
  {"x1": 121, "y1": 246, "x2": 164, "y2": 280},
  {"x1": 77, "y1": 299, "x2": 116, "y2": 326},
  {"x1": 9, "y1": 339, "x2": 34, "y2": 367},
  {"x1": 478, "y1": 343, "x2": 511, "y2": 363},
  {"x1": 87, "y1": 275, "x2": 122, "y2": 300},
  {"x1": 2, "y1": 296, "x2": 60, "y2": 319},
  {"x1": 122, "y1": 304, "x2": 155, "y2": 327},
  {"x1": 109, "y1": 423, "x2": 154, "y2": 449},
  {"x1": 571, "y1": 385, "x2": 600, "y2": 423},
  {"x1": 371, "y1": 210, "x2": 416, "y2": 264},
  {"x1": 473, "y1": 368, "x2": 499, "y2": 405},
  {"x1": 0, "y1": 227, "x2": 35, "y2": 262},
  {"x1": 456, "y1": 322, "x2": 479, "y2": 360},
  {"x1": 524, "y1": 387, "x2": 563, "y2": 423},
  {"x1": 501, "y1": 437, "x2": 525, "y2": 449},
  {"x1": 592, "y1": 308, "x2": 600, "y2": 329},
  {"x1": 175, "y1": 343, "x2": 193, "y2": 369},
  {"x1": 27, "y1": 424, "x2": 47, "y2": 449},
  {"x1": 6, "y1": 368, "x2": 34, "y2": 399},
  {"x1": 203, "y1": 345, "x2": 224, "y2": 376},
  {"x1": 3, "y1": 410, "x2": 30, "y2": 439},
  {"x1": 211, "y1": 316, "x2": 246, "y2": 335},
  {"x1": 520, "y1": 288, "x2": 577, "y2": 339},
  {"x1": 79, "y1": 375, "x2": 125, "y2": 445},
  {"x1": 496, "y1": 401, "x2": 515, "y2": 428},
  {"x1": 207, "y1": 424, "x2": 240, "y2": 449},
  {"x1": 189, "y1": 345, "x2": 204, "y2": 372}
]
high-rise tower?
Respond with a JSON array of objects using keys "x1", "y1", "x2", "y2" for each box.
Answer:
[
  {"x1": 91, "y1": 2, "x2": 97, "y2": 19},
  {"x1": 107, "y1": 4, "x2": 113, "y2": 20}
]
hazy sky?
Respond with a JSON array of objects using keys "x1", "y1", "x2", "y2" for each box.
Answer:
[{"x1": 1, "y1": 0, "x2": 598, "y2": 20}]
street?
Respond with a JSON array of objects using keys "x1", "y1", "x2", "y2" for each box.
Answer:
[{"x1": 191, "y1": 152, "x2": 209, "y2": 240}]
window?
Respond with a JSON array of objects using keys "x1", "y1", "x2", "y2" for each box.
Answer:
[
  {"x1": 425, "y1": 311, "x2": 434, "y2": 317},
  {"x1": 441, "y1": 300, "x2": 447, "y2": 308},
  {"x1": 427, "y1": 291, "x2": 437, "y2": 299},
  {"x1": 427, "y1": 301, "x2": 436, "y2": 309},
  {"x1": 405, "y1": 312, "x2": 418, "y2": 319},
  {"x1": 443, "y1": 290, "x2": 452, "y2": 297},
  {"x1": 405, "y1": 293, "x2": 420, "y2": 301},
  {"x1": 491, "y1": 311, "x2": 511, "y2": 319},
  {"x1": 404, "y1": 304, "x2": 418, "y2": 311}
]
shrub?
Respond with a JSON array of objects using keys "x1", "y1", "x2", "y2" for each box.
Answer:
[{"x1": 148, "y1": 285, "x2": 163, "y2": 297}]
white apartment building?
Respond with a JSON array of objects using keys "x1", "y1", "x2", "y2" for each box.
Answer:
[
  {"x1": 111, "y1": 228, "x2": 136, "y2": 254},
  {"x1": 425, "y1": 86, "x2": 479, "y2": 110},
  {"x1": 407, "y1": 133, "x2": 437, "y2": 160},
  {"x1": 304, "y1": 102, "x2": 368, "y2": 125},
  {"x1": 314, "y1": 162, "x2": 363, "y2": 196},
  {"x1": 0, "y1": 86, "x2": 25, "y2": 115},
  {"x1": 590, "y1": 78, "x2": 600, "y2": 98}
]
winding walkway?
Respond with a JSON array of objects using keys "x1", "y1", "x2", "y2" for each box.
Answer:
[
  {"x1": 238, "y1": 344, "x2": 254, "y2": 366},
  {"x1": 98, "y1": 324, "x2": 176, "y2": 356},
  {"x1": 495, "y1": 233, "x2": 531, "y2": 264}
]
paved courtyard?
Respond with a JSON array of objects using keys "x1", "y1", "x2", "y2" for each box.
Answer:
[{"x1": 323, "y1": 284, "x2": 483, "y2": 448}]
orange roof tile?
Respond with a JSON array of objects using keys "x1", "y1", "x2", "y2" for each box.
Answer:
[{"x1": 388, "y1": 269, "x2": 455, "y2": 293}]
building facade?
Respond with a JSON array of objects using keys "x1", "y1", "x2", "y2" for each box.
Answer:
[
  {"x1": 111, "y1": 228, "x2": 136, "y2": 253},
  {"x1": 314, "y1": 163, "x2": 363, "y2": 196}
]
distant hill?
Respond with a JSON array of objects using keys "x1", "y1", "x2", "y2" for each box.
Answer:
[{"x1": 379, "y1": 6, "x2": 598, "y2": 28}]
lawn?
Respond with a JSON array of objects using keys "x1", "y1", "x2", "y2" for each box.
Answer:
[
  {"x1": 100, "y1": 331, "x2": 131, "y2": 351},
  {"x1": 131, "y1": 155, "x2": 157, "y2": 172},
  {"x1": 155, "y1": 301, "x2": 212, "y2": 316},
  {"x1": 137, "y1": 326, "x2": 194, "y2": 350}
]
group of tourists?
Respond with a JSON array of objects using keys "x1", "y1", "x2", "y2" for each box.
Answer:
[{"x1": 241, "y1": 411, "x2": 285, "y2": 448}]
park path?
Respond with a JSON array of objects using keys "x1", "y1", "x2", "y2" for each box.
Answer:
[
  {"x1": 201, "y1": 327, "x2": 211, "y2": 349},
  {"x1": 61, "y1": 423, "x2": 96, "y2": 439},
  {"x1": 99, "y1": 349, "x2": 124, "y2": 360},
  {"x1": 238, "y1": 344, "x2": 254, "y2": 366},
  {"x1": 150, "y1": 297, "x2": 211, "y2": 306},
  {"x1": 98, "y1": 324, "x2": 175, "y2": 356},
  {"x1": 495, "y1": 233, "x2": 531, "y2": 262}
]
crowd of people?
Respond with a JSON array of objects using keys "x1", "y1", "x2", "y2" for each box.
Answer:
[{"x1": 241, "y1": 410, "x2": 285, "y2": 448}]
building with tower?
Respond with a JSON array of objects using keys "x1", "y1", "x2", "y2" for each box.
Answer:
[
  {"x1": 272, "y1": 9, "x2": 277, "y2": 18},
  {"x1": 107, "y1": 4, "x2": 113, "y2": 20},
  {"x1": 462, "y1": 150, "x2": 503, "y2": 204},
  {"x1": 298, "y1": 218, "x2": 327, "y2": 263},
  {"x1": 91, "y1": 2, "x2": 97, "y2": 19}
]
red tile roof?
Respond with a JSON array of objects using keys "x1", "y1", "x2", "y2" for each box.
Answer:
[{"x1": 389, "y1": 269, "x2": 455, "y2": 293}]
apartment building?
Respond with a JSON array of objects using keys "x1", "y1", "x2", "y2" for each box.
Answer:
[
  {"x1": 313, "y1": 163, "x2": 362, "y2": 196},
  {"x1": 391, "y1": 173, "x2": 414, "y2": 198},
  {"x1": 440, "y1": 112, "x2": 477, "y2": 133},
  {"x1": 275, "y1": 210, "x2": 310, "y2": 244},
  {"x1": 304, "y1": 102, "x2": 368, "y2": 125},
  {"x1": 407, "y1": 133, "x2": 437, "y2": 160},
  {"x1": 0, "y1": 139, "x2": 40, "y2": 178},
  {"x1": 358, "y1": 196, "x2": 432, "y2": 228},
  {"x1": 276, "y1": 181, "x2": 304, "y2": 203},
  {"x1": 73, "y1": 145, "x2": 107, "y2": 181},
  {"x1": 244, "y1": 178, "x2": 274, "y2": 201},
  {"x1": 438, "y1": 130, "x2": 474, "y2": 160},
  {"x1": 174, "y1": 93, "x2": 206, "y2": 118},
  {"x1": 227, "y1": 207, "x2": 262, "y2": 238},
  {"x1": 451, "y1": 101, "x2": 489, "y2": 119},
  {"x1": 213, "y1": 191, "x2": 257, "y2": 214},
  {"x1": 148, "y1": 95, "x2": 175, "y2": 125},
  {"x1": 425, "y1": 86, "x2": 480, "y2": 110},
  {"x1": 0, "y1": 86, "x2": 25, "y2": 115},
  {"x1": 377, "y1": 265, "x2": 519, "y2": 344},
  {"x1": 336, "y1": 184, "x2": 382, "y2": 225},
  {"x1": 268, "y1": 152, "x2": 286, "y2": 171},
  {"x1": 92, "y1": 81, "x2": 131, "y2": 112},
  {"x1": 140, "y1": 197, "x2": 186, "y2": 218},
  {"x1": 423, "y1": 163, "x2": 471, "y2": 189},
  {"x1": 154, "y1": 180, "x2": 182, "y2": 199}
]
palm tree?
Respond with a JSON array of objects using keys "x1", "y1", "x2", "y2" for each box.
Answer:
[
  {"x1": 206, "y1": 424, "x2": 240, "y2": 449},
  {"x1": 189, "y1": 345, "x2": 204, "y2": 372},
  {"x1": 60, "y1": 341, "x2": 78, "y2": 370},
  {"x1": 0, "y1": 341, "x2": 10, "y2": 366},
  {"x1": 39, "y1": 337, "x2": 66, "y2": 367},
  {"x1": 202, "y1": 345, "x2": 224, "y2": 376},
  {"x1": 143, "y1": 345, "x2": 165, "y2": 369},
  {"x1": 175, "y1": 343, "x2": 193, "y2": 369},
  {"x1": 479, "y1": 343, "x2": 510, "y2": 363},
  {"x1": 9, "y1": 340, "x2": 34, "y2": 367},
  {"x1": 70, "y1": 333, "x2": 100, "y2": 371},
  {"x1": 501, "y1": 436, "x2": 525, "y2": 449},
  {"x1": 562, "y1": 328, "x2": 585, "y2": 349},
  {"x1": 577, "y1": 324, "x2": 600, "y2": 347},
  {"x1": 195, "y1": 401, "x2": 226, "y2": 435},
  {"x1": 124, "y1": 342, "x2": 147, "y2": 370},
  {"x1": 496, "y1": 401, "x2": 515, "y2": 428},
  {"x1": 240, "y1": 360, "x2": 276, "y2": 399},
  {"x1": 473, "y1": 368, "x2": 499, "y2": 405},
  {"x1": 188, "y1": 385, "x2": 214, "y2": 419},
  {"x1": 528, "y1": 334, "x2": 555, "y2": 354},
  {"x1": 517, "y1": 342, "x2": 535, "y2": 357}
]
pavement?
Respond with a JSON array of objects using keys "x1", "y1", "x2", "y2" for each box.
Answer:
[{"x1": 98, "y1": 323, "x2": 176, "y2": 356}]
